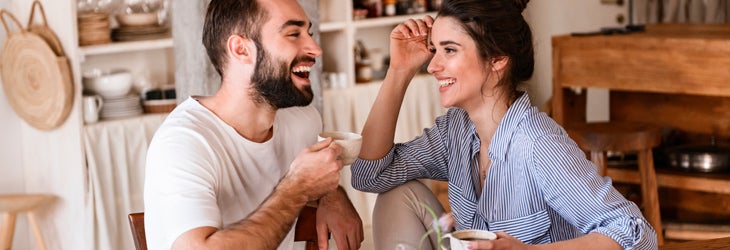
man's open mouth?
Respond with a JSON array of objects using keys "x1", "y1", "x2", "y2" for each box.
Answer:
[{"x1": 292, "y1": 66, "x2": 311, "y2": 79}]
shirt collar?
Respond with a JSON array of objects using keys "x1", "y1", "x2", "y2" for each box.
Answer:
[{"x1": 488, "y1": 92, "x2": 532, "y2": 161}]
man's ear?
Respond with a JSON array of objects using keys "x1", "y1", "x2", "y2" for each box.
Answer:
[
  {"x1": 490, "y1": 56, "x2": 509, "y2": 72},
  {"x1": 227, "y1": 34, "x2": 256, "y2": 64}
]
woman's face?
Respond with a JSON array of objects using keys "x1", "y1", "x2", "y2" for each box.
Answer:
[{"x1": 427, "y1": 17, "x2": 492, "y2": 109}]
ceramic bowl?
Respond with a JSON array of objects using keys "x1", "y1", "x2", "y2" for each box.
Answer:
[
  {"x1": 318, "y1": 131, "x2": 362, "y2": 165},
  {"x1": 83, "y1": 69, "x2": 133, "y2": 99},
  {"x1": 116, "y1": 12, "x2": 158, "y2": 27}
]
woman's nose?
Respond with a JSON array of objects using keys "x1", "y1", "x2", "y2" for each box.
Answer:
[{"x1": 427, "y1": 56, "x2": 442, "y2": 74}]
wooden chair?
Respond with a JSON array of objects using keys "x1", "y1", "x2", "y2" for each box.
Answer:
[
  {"x1": 0, "y1": 194, "x2": 56, "y2": 250},
  {"x1": 567, "y1": 122, "x2": 664, "y2": 245},
  {"x1": 128, "y1": 206, "x2": 321, "y2": 250}
]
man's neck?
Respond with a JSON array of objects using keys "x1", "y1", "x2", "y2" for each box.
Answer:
[{"x1": 199, "y1": 81, "x2": 277, "y2": 143}]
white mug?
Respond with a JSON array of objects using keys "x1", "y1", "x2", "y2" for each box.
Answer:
[
  {"x1": 442, "y1": 229, "x2": 496, "y2": 250},
  {"x1": 317, "y1": 131, "x2": 362, "y2": 165},
  {"x1": 83, "y1": 95, "x2": 104, "y2": 123}
]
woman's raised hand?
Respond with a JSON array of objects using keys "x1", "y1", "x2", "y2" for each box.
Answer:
[{"x1": 388, "y1": 15, "x2": 435, "y2": 73}]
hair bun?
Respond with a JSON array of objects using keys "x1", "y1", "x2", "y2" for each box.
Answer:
[{"x1": 513, "y1": 0, "x2": 529, "y2": 12}]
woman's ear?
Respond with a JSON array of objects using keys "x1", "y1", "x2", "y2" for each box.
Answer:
[
  {"x1": 490, "y1": 56, "x2": 509, "y2": 72},
  {"x1": 227, "y1": 34, "x2": 255, "y2": 64}
]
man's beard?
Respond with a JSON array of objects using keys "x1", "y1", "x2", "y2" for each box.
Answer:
[{"x1": 250, "y1": 44, "x2": 314, "y2": 109}]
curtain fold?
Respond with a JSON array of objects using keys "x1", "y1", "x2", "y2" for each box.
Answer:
[{"x1": 83, "y1": 114, "x2": 168, "y2": 250}]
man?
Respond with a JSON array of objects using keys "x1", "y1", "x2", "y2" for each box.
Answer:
[{"x1": 143, "y1": 0, "x2": 363, "y2": 249}]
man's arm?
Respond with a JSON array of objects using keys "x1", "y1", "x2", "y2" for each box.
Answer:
[
  {"x1": 172, "y1": 138, "x2": 345, "y2": 250},
  {"x1": 172, "y1": 178, "x2": 308, "y2": 250},
  {"x1": 316, "y1": 186, "x2": 364, "y2": 250}
]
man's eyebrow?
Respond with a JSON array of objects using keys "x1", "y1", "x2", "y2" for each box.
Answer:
[{"x1": 279, "y1": 19, "x2": 310, "y2": 31}]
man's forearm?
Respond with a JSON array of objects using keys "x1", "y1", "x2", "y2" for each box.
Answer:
[{"x1": 206, "y1": 179, "x2": 309, "y2": 249}]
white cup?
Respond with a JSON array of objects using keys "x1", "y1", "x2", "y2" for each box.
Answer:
[
  {"x1": 317, "y1": 131, "x2": 362, "y2": 165},
  {"x1": 442, "y1": 229, "x2": 497, "y2": 250},
  {"x1": 83, "y1": 95, "x2": 104, "y2": 123}
]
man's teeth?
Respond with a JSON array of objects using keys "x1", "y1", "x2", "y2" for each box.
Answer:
[
  {"x1": 439, "y1": 79, "x2": 455, "y2": 87},
  {"x1": 292, "y1": 66, "x2": 311, "y2": 73}
]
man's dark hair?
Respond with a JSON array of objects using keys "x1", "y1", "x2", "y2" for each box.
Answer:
[{"x1": 203, "y1": 0, "x2": 269, "y2": 76}]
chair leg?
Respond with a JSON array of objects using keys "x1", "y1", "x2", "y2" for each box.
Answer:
[
  {"x1": 589, "y1": 151, "x2": 607, "y2": 176},
  {"x1": 26, "y1": 212, "x2": 48, "y2": 250},
  {"x1": 1, "y1": 213, "x2": 17, "y2": 250},
  {"x1": 638, "y1": 149, "x2": 664, "y2": 245},
  {"x1": 305, "y1": 241, "x2": 318, "y2": 250}
]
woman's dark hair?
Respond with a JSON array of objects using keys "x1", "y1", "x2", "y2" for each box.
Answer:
[
  {"x1": 203, "y1": 0, "x2": 269, "y2": 76},
  {"x1": 438, "y1": 0, "x2": 534, "y2": 102}
]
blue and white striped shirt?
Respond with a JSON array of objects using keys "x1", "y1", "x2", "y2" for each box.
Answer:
[{"x1": 351, "y1": 93, "x2": 657, "y2": 249}]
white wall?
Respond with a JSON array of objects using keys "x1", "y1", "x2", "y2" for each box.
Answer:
[
  {"x1": 0, "y1": 0, "x2": 30, "y2": 248},
  {"x1": 1, "y1": 1, "x2": 87, "y2": 249},
  {"x1": 525, "y1": 0, "x2": 627, "y2": 121}
]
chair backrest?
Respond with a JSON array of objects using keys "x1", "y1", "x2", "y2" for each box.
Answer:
[
  {"x1": 127, "y1": 206, "x2": 320, "y2": 250},
  {"x1": 127, "y1": 213, "x2": 147, "y2": 250}
]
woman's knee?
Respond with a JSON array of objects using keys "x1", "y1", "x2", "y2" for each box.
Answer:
[{"x1": 374, "y1": 180, "x2": 443, "y2": 215}]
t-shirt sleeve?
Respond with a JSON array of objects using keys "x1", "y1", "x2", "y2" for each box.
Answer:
[{"x1": 144, "y1": 126, "x2": 221, "y2": 249}]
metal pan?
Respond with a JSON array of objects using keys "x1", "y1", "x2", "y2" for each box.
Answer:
[{"x1": 667, "y1": 144, "x2": 730, "y2": 173}]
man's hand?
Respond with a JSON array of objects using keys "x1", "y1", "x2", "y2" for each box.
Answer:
[
  {"x1": 316, "y1": 187, "x2": 363, "y2": 250},
  {"x1": 286, "y1": 138, "x2": 344, "y2": 201}
]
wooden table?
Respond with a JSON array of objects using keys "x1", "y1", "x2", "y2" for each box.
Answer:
[{"x1": 659, "y1": 236, "x2": 730, "y2": 249}]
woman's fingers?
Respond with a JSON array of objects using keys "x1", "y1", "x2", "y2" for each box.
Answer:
[{"x1": 394, "y1": 17, "x2": 432, "y2": 39}]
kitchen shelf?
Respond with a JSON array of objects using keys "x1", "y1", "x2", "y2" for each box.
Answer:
[
  {"x1": 319, "y1": 0, "x2": 438, "y2": 86},
  {"x1": 607, "y1": 167, "x2": 730, "y2": 195},
  {"x1": 78, "y1": 37, "x2": 173, "y2": 61},
  {"x1": 320, "y1": 21, "x2": 346, "y2": 32},
  {"x1": 352, "y1": 12, "x2": 437, "y2": 29}
]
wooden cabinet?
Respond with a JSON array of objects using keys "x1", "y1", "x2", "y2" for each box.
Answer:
[{"x1": 552, "y1": 24, "x2": 730, "y2": 240}]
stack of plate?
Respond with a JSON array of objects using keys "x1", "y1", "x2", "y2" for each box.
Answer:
[
  {"x1": 100, "y1": 94, "x2": 143, "y2": 120},
  {"x1": 112, "y1": 25, "x2": 170, "y2": 42}
]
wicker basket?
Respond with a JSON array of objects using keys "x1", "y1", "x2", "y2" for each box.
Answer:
[{"x1": 142, "y1": 99, "x2": 176, "y2": 113}]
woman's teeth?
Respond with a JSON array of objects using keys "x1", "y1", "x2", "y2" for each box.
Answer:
[{"x1": 439, "y1": 79, "x2": 455, "y2": 87}]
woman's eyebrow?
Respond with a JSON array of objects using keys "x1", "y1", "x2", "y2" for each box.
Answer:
[{"x1": 439, "y1": 40, "x2": 461, "y2": 46}]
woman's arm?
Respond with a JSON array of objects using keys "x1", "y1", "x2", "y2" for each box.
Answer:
[{"x1": 359, "y1": 15, "x2": 435, "y2": 160}]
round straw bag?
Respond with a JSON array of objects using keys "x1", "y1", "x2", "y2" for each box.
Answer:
[
  {"x1": 1, "y1": 8, "x2": 73, "y2": 130},
  {"x1": 26, "y1": 1, "x2": 64, "y2": 57}
]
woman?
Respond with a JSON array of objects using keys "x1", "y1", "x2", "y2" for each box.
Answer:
[{"x1": 350, "y1": 0, "x2": 658, "y2": 249}]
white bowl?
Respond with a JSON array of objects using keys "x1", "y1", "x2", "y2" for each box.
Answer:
[
  {"x1": 83, "y1": 69, "x2": 133, "y2": 99},
  {"x1": 318, "y1": 131, "x2": 362, "y2": 165},
  {"x1": 116, "y1": 12, "x2": 158, "y2": 27}
]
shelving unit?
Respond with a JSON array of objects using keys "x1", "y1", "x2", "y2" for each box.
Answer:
[
  {"x1": 318, "y1": 0, "x2": 436, "y2": 85},
  {"x1": 78, "y1": 37, "x2": 173, "y2": 61},
  {"x1": 78, "y1": 34, "x2": 175, "y2": 108}
]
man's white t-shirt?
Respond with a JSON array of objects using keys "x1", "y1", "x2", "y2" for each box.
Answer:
[{"x1": 144, "y1": 97, "x2": 322, "y2": 250}]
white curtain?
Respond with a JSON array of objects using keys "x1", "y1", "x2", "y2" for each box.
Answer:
[{"x1": 633, "y1": 0, "x2": 729, "y2": 23}]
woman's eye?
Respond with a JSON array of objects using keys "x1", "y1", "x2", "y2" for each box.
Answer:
[
  {"x1": 429, "y1": 47, "x2": 436, "y2": 53},
  {"x1": 288, "y1": 32, "x2": 300, "y2": 37},
  {"x1": 445, "y1": 48, "x2": 456, "y2": 53}
]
